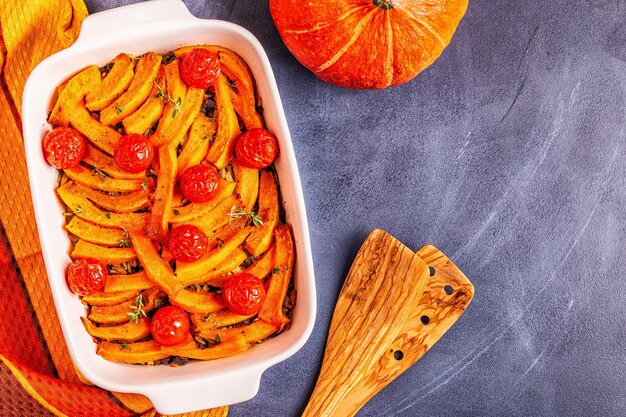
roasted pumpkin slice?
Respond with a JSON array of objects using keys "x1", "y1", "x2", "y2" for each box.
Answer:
[
  {"x1": 196, "y1": 319, "x2": 278, "y2": 344},
  {"x1": 160, "y1": 336, "x2": 249, "y2": 360},
  {"x1": 82, "y1": 317, "x2": 151, "y2": 342},
  {"x1": 170, "y1": 290, "x2": 226, "y2": 314},
  {"x1": 57, "y1": 183, "x2": 146, "y2": 230},
  {"x1": 217, "y1": 50, "x2": 264, "y2": 129},
  {"x1": 89, "y1": 288, "x2": 160, "y2": 324},
  {"x1": 67, "y1": 182, "x2": 148, "y2": 213},
  {"x1": 64, "y1": 165, "x2": 143, "y2": 193},
  {"x1": 245, "y1": 243, "x2": 277, "y2": 280},
  {"x1": 104, "y1": 271, "x2": 153, "y2": 293},
  {"x1": 131, "y1": 232, "x2": 184, "y2": 297},
  {"x1": 82, "y1": 290, "x2": 140, "y2": 306},
  {"x1": 97, "y1": 340, "x2": 170, "y2": 364},
  {"x1": 65, "y1": 217, "x2": 127, "y2": 247},
  {"x1": 71, "y1": 239, "x2": 136, "y2": 264},
  {"x1": 205, "y1": 74, "x2": 241, "y2": 169},
  {"x1": 83, "y1": 145, "x2": 146, "y2": 180},
  {"x1": 153, "y1": 86, "x2": 204, "y2": 147},
  {"x1": 69, "y1": 102, "x2": 121, "y2": 155},
  {"x1": 169, "y1": 181, "x2": 236, "y2": 223},
  {"x1": 85, "y1": 53, "x2": 134, "y2": 111},
  {"x1": 187, "y1": 196, "x2": 240, "y2": 235},
  {"x1": 232, "y1": 161, "x2": 259, "y2": 212},
  {"x1": 205, "y1": 217, "x2": 246, "y2": 250},
  {"x1": 192, "y1": 309, "x2": 256, "y2": 331},
  {"x1": 123, "y1": 68, "x2": 166, "y2": 135},
  {"x1": 146, "y1": 142, "x2": 177, "y2": 241},
  {"x1": 259, "y1": 224, "x2": 294, "y2": 328},
  {"x1": 100, "y1": 52, "x2": 162, "y2": 125},
  {"x1": 244, "y1": 171, "x2": 279, "y2": 256},
  {"x1": 149, "y1": 60, "x2": 187, "y2": 145},
  {"x1": 172, "y1": 45, "x2": 220, "y2": 57},
  {"x1": 175, "y1": 227, "x2": 251, "y2": 284},
  {"x1": 177, "y1": 249, "x2": 247, "y2": 287},
  {"x1": 49, "y1": 65, "x2": 101, "y2": 127},
  {"x1": 177, "y1": 114, "x2": 216, "y2": 176}
]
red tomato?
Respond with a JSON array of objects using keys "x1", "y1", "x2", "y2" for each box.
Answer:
[
  {"x1": 151, "y1": 306, "x2": 190, "y2": 346},
  {"x1": 114, "y1": 134, "x2": 154, "y2": 173},
  {"x1": 180, "y1": 48, "x2": 221, "y2": 89},
  {"x1": 66, "y1": 258, "x2": 107, "y2": 296},
  {"x1": 222, "y1": 273, "x2": 266, "y2": 315},
  {"x1": 235, "y1": 128, "x2": 279, "y2": 169},
  {"x1": 168, "y1": 224, "x2": 208, "y2": 262},
  {"x1": 179, "y1": 164, "x2": 220, "y2": 203},
  {"x1": 43, "y1": 127, "x2": 86, "y2": 169}
]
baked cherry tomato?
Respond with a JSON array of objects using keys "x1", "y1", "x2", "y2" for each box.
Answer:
[
  {"x1": 114, "y1": 134, "x2": 154, "y2": 173},
  {"x1": 151, "y1": 306, "x2": 190, "y2": 346},
  {"x1": 222, "y1": 273, "x2": 266, "y2": 315},
  {"x1": 180, "y1": 48, "x2": 221, "y2": 89},
  {"x1": 179, "y1": 164, "x2": 220, "y2": 203},
  {"x1": 66, "y1": 258, "x2": 107, "y2": 296},
  {"x1": 43, "y1": 127, "x2": 86, "y2": 169},
  {"x1": 235, "y1": 128, "x2": 279, "y2": 169},
  {"x1": 168, "y1": 224, "x2": 208, "y2": 262}
]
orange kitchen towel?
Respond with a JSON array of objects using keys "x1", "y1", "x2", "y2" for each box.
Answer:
[{"x1": 0, "y1": 1, "x2": 227, "y2": 416}]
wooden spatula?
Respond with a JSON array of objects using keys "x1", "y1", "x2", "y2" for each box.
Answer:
[{"x1": 302, "y1": 231, "x2": 474, "y2": 417}]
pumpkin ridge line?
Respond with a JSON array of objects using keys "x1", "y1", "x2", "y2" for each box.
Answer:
[
  {"x1": 396, "y1": 6, "x2": 447, "y2": 48},
  {"x1": 384, "y1": 11, "x2": 394, "y2": 85},
  {"x1": 282, "y1": 5, "x2": 364, "y2": 35},
  {"x1": 316, "y1": 9, "x2": 378, "y2": 73}
]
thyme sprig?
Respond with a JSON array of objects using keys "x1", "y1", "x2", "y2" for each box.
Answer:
[
  {"x1": 127, "y1": 294, "x2": 147, "y2": 324},
  {"x1": 91, "y1": 167, "x2": 106, "y2": 181},
  {"x1": 227, "y1": 205, "x2": 263, "y2": 226},
  {"x1": 154, "y1": 80, "x2": 182, "y2": 118}
]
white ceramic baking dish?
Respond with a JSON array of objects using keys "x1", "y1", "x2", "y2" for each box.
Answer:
[{"x1": 21, "y1": 0, "x2": 316, "y2": 414}]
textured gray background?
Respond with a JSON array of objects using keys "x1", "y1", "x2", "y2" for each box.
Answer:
[{"x1": 86, "y1": 1, "x2": 626, "y2": 416}]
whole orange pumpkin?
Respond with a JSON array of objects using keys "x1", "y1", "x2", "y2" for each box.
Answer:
[{"x1": 270, "y1": 0, "x2": 468, "y2": 89}]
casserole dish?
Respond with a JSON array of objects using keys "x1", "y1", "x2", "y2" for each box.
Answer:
[{"x1": 21, "y1": 0, "x2": 316, "y2": 413}]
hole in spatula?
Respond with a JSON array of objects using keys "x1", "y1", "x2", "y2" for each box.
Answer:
[
  {"x1": 420, "y1": 315, "x2": 430, "y2": 325},
  {"x1": 444, "y1": 285, "x2": 454, "y2": 295},
  {"x1": 429, "y1": 266, "x2": 435, "y2": 276},
  {"x1": 394, "y1": 350, "x2": 404, "y2": 360}
]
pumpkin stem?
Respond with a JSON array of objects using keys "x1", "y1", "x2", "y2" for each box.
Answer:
[{"x1": 373, "y1": 0, "x2": 394, "y2": 9}]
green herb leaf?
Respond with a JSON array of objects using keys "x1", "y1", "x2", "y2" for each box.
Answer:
[
  {"x1": 272, "y1": 267, "x2": 281, "y2": 275},
  {"x1": 127, "y1": 294, "x2": 147, "y2": 324},
  {"x1": 227, "y1": 205, "x2": 263, "y2": 226},
  {"x1": 215, "y1": 333, "x2": 222, "y2": 343},
  {"x1": 215, "y1": 238, "x2": 224, "y2": 249},
  {"x1": 91, "y1": 167, "x2": 106, "y2": 181},
  {"x1": 118, "y1": 238, "x2": 132, "y2": 248},
  {"x1": 119, "y1": 342, "x2": 129, "y2": 351},
  {"x1": 105, "y1": 210, "x2": 111, "y2": 219},
  {"x1": 114, "y1": 102, "x2": 123, "y2": 115},
  {"x1": 76, "y1": 205, "x2": 83, "y2": 214},
  {"x1": 141, "y1": 177, "x2": 149, "y2": 191}
]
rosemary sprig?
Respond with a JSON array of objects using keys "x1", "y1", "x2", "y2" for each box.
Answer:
[
  {"x1": 119, "y1": 342, "x2": 129, "y2": 351},
  {"x1": 127, "y1": 294, "x2": 147, "y2": 324},
  {"x1": 227, "y1": 205, "x2": 263, "y2": 226},
  {"x1": 76, "y1": 205, "x2": 83, "y2": 214},
  {"x1": 272, "y1": 267, "x2": 281, "y2": 275},
  {"x1": 154, "y1": 80, "x2": 182, "y2": 119},
  {"x1": 91, "y1": 167, "x2": 106, "y2": 181},
  {"x1": 114, "y1": 102, "x2": 123, "y2": 115}
]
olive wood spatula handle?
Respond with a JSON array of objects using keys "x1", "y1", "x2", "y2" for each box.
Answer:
[{"x1": 302, "y1": 233, "x2": 474, "y2": 417}]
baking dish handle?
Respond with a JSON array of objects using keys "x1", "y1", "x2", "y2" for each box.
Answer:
[
  {"x1": 75, "y1": 0, "x2": 194, "y2": 45},
  {"x1": 144, "y1": 368, "x2": 264, "y2": 415}
]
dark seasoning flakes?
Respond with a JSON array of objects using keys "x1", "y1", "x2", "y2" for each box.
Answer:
[{"x1": 53, "y1": 48, "x2": 296, "y2": 365}]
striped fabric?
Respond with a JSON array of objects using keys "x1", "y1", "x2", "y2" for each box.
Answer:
[{"x1": 0, "y1": 1, "x2": 227, "y2": 416}]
